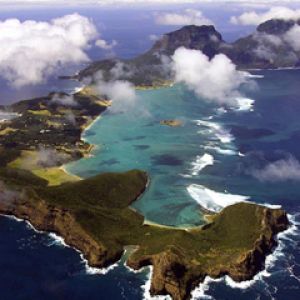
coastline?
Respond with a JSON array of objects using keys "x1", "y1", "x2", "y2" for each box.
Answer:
[
  {"x1": 61, "y1": 96, "x2": 105, "y2": 178},
  {"x1": 0, "y1": 186, "x2": 290, "y2": 300},
  {"x1": 142, "y1": 219, "x2": 193, "y2": 231},
  {"x1": 58, "y1": 165, "x2": 82, "y2": 181},
  {"x1": 1, "y1": 214, "x2": 119, "y2": 275},
  {"x1": 1, "y1": 204, "x2": 293, "y2": 300},
  {"x1": 0, "y1": 80, "x2": 292, "y2": 300}
]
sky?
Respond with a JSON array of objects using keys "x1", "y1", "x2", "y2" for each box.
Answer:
[
  {"x1": 0, "y1": 0, "x2": 299, "y2": 5},
  {"x1": 0, "y1": 0, "x2": 300, "y2": 103}
]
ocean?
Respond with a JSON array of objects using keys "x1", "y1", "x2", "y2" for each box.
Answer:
[{"x1": 1, "y1": 69, "x2": 300, "y2": 299}]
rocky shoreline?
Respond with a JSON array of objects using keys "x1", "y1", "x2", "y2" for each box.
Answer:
[
  {"x1": 0, "y1": 183, "x2": 289, "y2": 300},
  {"x1": 126, "y1": 205, "x2": 289, "y2": 300}
]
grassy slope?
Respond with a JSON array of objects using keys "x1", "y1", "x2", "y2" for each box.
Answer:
[
  {"x1": 33, "y1": 170, "x2": 270, "y2": 269},
  {"x1": 8, "y1": 150, "x2": 80, "y2": 186},
  {"x1": 0, "y1": 162, "x2": 275, "y2": 269}
]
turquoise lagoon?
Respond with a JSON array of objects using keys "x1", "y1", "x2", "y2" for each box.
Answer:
[
  {"x1": 1, "y1": 70, "x2": 300, "y2": 299},
  {"x1": 66, "y1": 84, "x2": 252, "y2": 226}
]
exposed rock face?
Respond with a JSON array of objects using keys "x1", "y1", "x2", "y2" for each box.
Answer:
[
  {"x1": 0, "y1": 196, "x2": 121, "y2": 268},
  {"x1": 127, "y1": 204, "x2": 289, "y2": 300},
  {"x1": 77, "y1": 18, "x2": 300, "y2": 86}
]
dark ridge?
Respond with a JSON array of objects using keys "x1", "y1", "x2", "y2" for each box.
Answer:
[{"x1": 257, "y1": 18, "x2": 300, "y2": 35}]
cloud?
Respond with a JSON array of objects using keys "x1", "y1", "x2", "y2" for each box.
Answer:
[
  {"x1": 0, "y1": 181, "x2": 21, "y2": 204},
  {"x1": 171, "y1": 47, "x2": 250, "y2": 105},
  {"x1": 284, "y1": 25, "x2": 300, "y2": 51},
  {"x1": 230, "y1": 6, "x2": 300, "y2": 26},
  {"x1": 93, "y1": 72, "x2": 137, "y2": 113},
  {"x1": 249, "y1": 25, "x2": 300, "y2": 61},
  {"x1": 155, "y1": 9, "x2": 214, "y2": 26},
  {"x1": 109, "y1": 61, "x2": 134, "y2": 80},
  {"x1": 250, "y1": 156, "x2": 300, "y2": 182},
  {"x1": 149, "y1": 34, "x2": 160, "y2": 41},
  {"x1": 64, "y1": 110, "x2": 77, "y2": 125},
  {"x1": 51, "y1": 93, "x2": 78, "y2": 107},
  {"x1": 36, "y1": 146, "x2": 69, "y2": 168},
  {"x1": 0, "y1": 0, "x2": 297, "y2": 6},
  {"x1": 95, "y1": 39, "x2": 118, "y2": 50},
  {"x1": 0, "y1": 13, "x2": 99, "y2": 87}
]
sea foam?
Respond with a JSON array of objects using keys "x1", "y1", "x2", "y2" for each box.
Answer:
[
  {"x1": 246, "y1": 74, "x2": 264, "y2": 79},
  {"x1": 142, "y1": 266, "x2": 172, "y2": 300},
  {"x1": 234, "y1": 97, "x2": 255, "y2": 112},
  {"x1": 4, "y1": 215, "x2": 119, "y2": 276},
  {"x1": 48, "y1": 231, "x2": 120, "y2": 275},
  {"x1": 190, "y1": 153, "x2": 214, "y2": 176},
  {"x1": 187, "y1": 184, "x2": 250, "y2": 212},
  {"x1": 203, "y1": 145, "x2": 237, "y2": 156},
  {"x1": 190, "y1": 213, "x2": 300, "y2": 298},
  {"x1": 195, "y1": 120, "x2": 234, "y2": 144}
]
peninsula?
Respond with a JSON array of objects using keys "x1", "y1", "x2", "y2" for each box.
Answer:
[{"x1": 0, "y1": 86, "x2": 289, "y2": 299}]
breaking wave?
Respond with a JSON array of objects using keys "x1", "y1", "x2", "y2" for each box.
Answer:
[
  {"x1": 191, "y1": 213, "x2": 300, "y2": 299},
  {"x1": 187, "y1": 184, "x2": 250, "y2": 212},
  {"x1": 195, "y1": 120, "x2": 234, "y2": 144},
  {"x1": 142, "y1": 266, "x2": 172, "y2": 300},
  {"x1": 203, "y1": 145, "x2": 237, "y2": 156},
  {"x1": 190, "y1": 153, "x2": 214, "y2": 176},
  {"x1": 234, "y1": 97, "x2": 255, "y2": 112},
  {"x1": 246, "y1": 74, "x2": 264, "y2": 79}
]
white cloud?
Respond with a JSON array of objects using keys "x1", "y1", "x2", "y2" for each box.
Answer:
[
  {"x1": 284, "y1": 25, "x2": 300, "y2": 51},
  {"x1": 230, "y1": 6, "x2": 300, "y2": 26},
  {"x1": 109, "y1": 61, "x2": 134, "y2": 80},
  {"x1": 95, "y1": 39, "x2": 118, "y2": 50},
  {"x1": 251, "y1": 156, "x2": 300, "y2": 182},
  {"x1": 172, "y1": 47, "x2": 250, "y2": 105},
  {"x1": 149, "y1": 34, "x2": 160, "y2": 41},
  {"x1": 155, "y1": 9, "x2": 214, "y2": 26},
  {"x1": 93, "y1": 72, "x2": 137, "y2": 113},
  {"x1": 249, "y1": 25, "x2": 300, "y2": 60},
  {"x1": 0, "y1": 181, "x2": 21, "y2": 203},
  {"x1": 0, "y1": 0, "x2": 297, "y2": 5},
  {"x1": 51, "y1": 93, "x2": 78, "y2": 106},
  {"x1": 0, "y1": 14, "x2": 98, "y2": 87}
]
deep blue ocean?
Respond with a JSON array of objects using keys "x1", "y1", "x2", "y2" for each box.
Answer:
[{"x1": 1, "y1": 7, "x2": 300, "y2": 300}]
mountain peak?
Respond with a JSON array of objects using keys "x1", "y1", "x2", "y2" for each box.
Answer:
[
  {"x1": 150, "y1": 24, "x2": 223, "y2": 58},
  {"x1": 257, "y1": 18, "x2": 300, "y2": 35}
]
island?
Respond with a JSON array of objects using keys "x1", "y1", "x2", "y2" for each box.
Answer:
[
  {"x1": 0, "y1": 86, "x2": 289, "y2": 300},
  {"x1": 160, "y1": 119, "x2": 183, "y2": 127},
  {"x1": 73, "y1": 18, "x2": 300, "y2": 88}
]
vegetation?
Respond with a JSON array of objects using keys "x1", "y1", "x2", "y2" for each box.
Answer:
[
  {"x1": 0, "y1": 164, "x2": 285, "y2": 265},
  {"x1": 0, "y1": 88, "x2": 108, "y2": 185},
  {"x1": 7, "y1": 150, "x2": 79, "y2": 186},
  {"x1": 0, "y1": 165, "x2": 288, "y2": 300},
  {"x1": 0, "y1": 73, "x2": 289, "y2": 300},
  {"x1": 0, "y1": 90, "x2": 107, "y2": 156}
]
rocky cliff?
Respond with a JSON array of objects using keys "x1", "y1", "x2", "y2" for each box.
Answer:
[{"x1": 0, "y1": 181, "x2": 289, "y2": 300}]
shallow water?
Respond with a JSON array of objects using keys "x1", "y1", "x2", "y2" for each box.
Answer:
[{"x1": 1, "y1": 69, "x2": 300, "y2": 299}]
